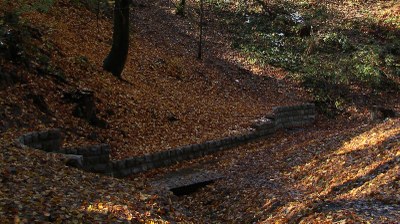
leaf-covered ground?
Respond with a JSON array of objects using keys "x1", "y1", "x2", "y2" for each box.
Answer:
[
  {"x1": 0, "y1": 0, "x2": 309, "y2": 160},
  {"x1": 146, "y1": 118, "x2": 400, "y2": 223},
  {"x1": 0, "y1": 136, "x2": 184, "y2": 223},
  {"x1": 1, "y1": 0, "x2": 399, "y2": 223}
]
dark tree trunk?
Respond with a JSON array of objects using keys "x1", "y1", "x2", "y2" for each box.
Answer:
[
  {"x1": 103, "y1": 0, "x2": 131, "y2": 78},
  {"x1": 176, "y1": 0, "x2": 186, "y2": 16},
  {"x1": 197, "y1": 0, "x2": 204, "y2": 60}
]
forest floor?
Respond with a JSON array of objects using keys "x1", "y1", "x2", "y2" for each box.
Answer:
[{"x1": 0, "y1": 0, "x2": 399, "y2": 223}]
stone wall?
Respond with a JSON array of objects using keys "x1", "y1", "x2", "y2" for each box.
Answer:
[
  {"x1": 63, "y1": 144, "x2": 111, "y2": 173},
  {"x1": 273, "y1": 103, "x2": 316, "y2": 129},
  {"x1": 17, "y1": 130, "x2": 111, "y2": 173},
  {"x1": 17, "y1": 129, "x2": 63, "y2": 152},
  {"x1": 111, "y1": 103, "x2": 316, "y2": 177},
  {"x1": 17, "y1": 103, "x2": 316, "y2": 178},
  {"x1": 111, "y1": 135, "x2": 255, "y2": 177}
]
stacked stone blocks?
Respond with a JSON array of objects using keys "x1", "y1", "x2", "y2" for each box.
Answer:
[
  {"x1": 18, "y1": 129, "x2": 63, "y2": 152},
  {"x1": 17, "y1": 103, "x2": 316, "y2": 177},
  {"x1": 273, "y1": 103, "x2": 316, "y2": 129},
  {"x1": 17, "y1": 130, "x2": 111, "y2": 173},
  {"x1": 63, "y1": 144, "x2": 111, "y2": 173}
]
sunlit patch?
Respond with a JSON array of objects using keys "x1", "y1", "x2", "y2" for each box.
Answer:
[
  {"x1": 81, "y1": 199, "x2": 170, "y2": 223},
  {"x1": 335, "y1": 120, "x2": 400, "y2": 155},
  {"x1": 265, "y1": 119, "x2": 400, "y2": 222},
  {"x1": 82, "y1": 201, "x2": 135, "y2": 221},
  {"x1": 335, "y1": 163, "x2": 400, "y2": 200}
]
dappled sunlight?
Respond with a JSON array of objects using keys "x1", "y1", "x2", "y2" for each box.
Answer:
[
  {"x1": 81, "y1": 194, "x2": 171, "y2": 223},
  {"x1": 17, "y1": 0, "x2": 290, "y2": 160},
  {"x1": 336, "y1": 120, "x2": 400, "y2": 155},
  {"x1": 1, "y1": 0, "x2": 399, "y2": 222},
  {"x1": 258, "y1": 119, "x2": 400, "y2": 222},
  {"x1": 336, "y1": 164, "x2": 400, "y2": 201},
  {"x1": 297, "y1": 120, "x2": 399, "y2": 193},
  {"x1": 220, "y1": 50, "x2": 289, "y2": 80},
  {"x1": 82, "y1": 201, "x2": 135, "y2": 221}
]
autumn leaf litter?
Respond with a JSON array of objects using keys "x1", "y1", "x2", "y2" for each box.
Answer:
[{"x1": 1, "y1": 0, "x2": 400, "y2": 223}]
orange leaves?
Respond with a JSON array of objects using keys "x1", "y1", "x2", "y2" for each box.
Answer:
[
  {"x1": 4, "y1": 0, "x2": 312, "y2": 162},
  {"x1": 157, "y1": 118, "x2": 400, "y2": 223},
  {"x1": 0, "y1": 142, "x2": 183, "y2": 222},
  {"x1": 1, "y1": 0, "x2": 400, "y2": 223}
]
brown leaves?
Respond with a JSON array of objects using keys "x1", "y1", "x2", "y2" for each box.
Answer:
[
  {"x1": 156, "y1": 118, "x2": 400, "y2": 223},
  {"x1": 1, "y1": 0, "x2": 399, "y2": 223},
  {"x1": 9, "y1": 0, "x2": 306, "y2": 162},
  {"x1": 0, "y1": 143, "x2": 183, "y2": 222}
]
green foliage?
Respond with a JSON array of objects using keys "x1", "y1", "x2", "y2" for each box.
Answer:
[
  {"x1": 211, "y1": 0, "x2": 400, "y2": 116},
  {"x1": 384, "y1": 54, "x2": 400, "y2": 77},
  {"x1": 17, "y1": 0, "x2": 55, "y2": 14},
  {"x1": 0, "y1": 0, "x2": 55, "y2": 19},
  {"x1": 71, "y1": 0, "x2": 94, "y2": 7},
  {"x1": 299, "y1": 61, "x2": 349, "y2": 116},
  {"x1": 208, "y1": 0, "x2": 232, "y2": 11},
  {"x1": 70, "y1": 0, "x2": 111, "y2": 14},
  {"x1": 176, "y1": 0, "x2": 186, "y2": 16},
  {"x1": 319, "y1": 32, "x2": 354, "y2": 53},
  {"x1": 352, "y1": 47, "x2": 382, "y2": 87},
  {"x1": 34, "y1": 0, "x2": 54, "y2": 13}
]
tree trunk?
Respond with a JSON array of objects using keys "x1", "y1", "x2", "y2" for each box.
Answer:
[
  {"x1": 197, "y1": 0, "x2": 204, "y2": 60},
  {"x1": 176, "y1": 0, "x2": 186, "y2": 16},
  {"x1": 103, "y1": 0, "x2": 131, "y2": 78}
]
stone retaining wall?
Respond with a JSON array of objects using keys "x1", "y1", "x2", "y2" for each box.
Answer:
[
  {"x1": 111, "y1": 103, "x2": 316, "y2": 177},
  {"x1": 63, "y1": 144, "x2": 111, "y2": 173},
  {"x1": 17, "y1": 130, "x2": 110, "y2": 173},
  {"x1": 17, "y1": 103, "x2": 316, "y2": 177},
  {"x1": 273, "y1": 103, "x2": 316, "y2": 129},
  {"x1": 17, "y1": 129, "x2": 63, "y2": 152}
]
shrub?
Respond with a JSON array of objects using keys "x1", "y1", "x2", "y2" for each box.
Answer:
[{"x1": 319, "y1": 32, "x2": 354, "y2": 53}]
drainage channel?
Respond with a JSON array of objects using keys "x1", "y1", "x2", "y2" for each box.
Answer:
[
  {"x1": 170, "y1": 179, "x2": 216, "y2": 196},
  {"x1": 150, "y1": 168, "x2": 223, "y2": 196}
]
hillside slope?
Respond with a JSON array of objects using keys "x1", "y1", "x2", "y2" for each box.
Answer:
[
  {"x1": 1, "y1": 0, "x2": 399, "y2": 223},
  {"x1": 1, "y1": 0, "x2": 308, "y2": 160}
]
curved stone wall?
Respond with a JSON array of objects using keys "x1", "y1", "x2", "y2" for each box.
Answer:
[
  {"x1": 17, "y1": 129, "x2": 63, "y2": 152},
  {"x1": 17, "y1": 103, "x2": 316, "y2": 177},
  {"x1": 17, "y1": 130, "x2": 111, "y2": 173}
]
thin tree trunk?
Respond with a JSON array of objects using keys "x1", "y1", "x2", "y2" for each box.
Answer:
[
  {"x1": 103, "y1": 0, "x2": 131, "y2": 78},
  {"x1": 197, "y1": 0, "x2": 204, "y2": 60}
]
